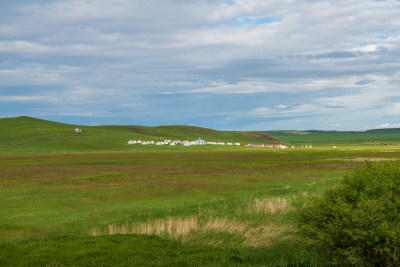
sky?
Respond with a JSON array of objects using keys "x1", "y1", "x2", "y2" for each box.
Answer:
[{"x1": 1, "y1": 0, "x2": 400, "y2": 131}]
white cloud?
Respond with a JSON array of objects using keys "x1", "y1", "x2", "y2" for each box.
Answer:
[
  {"x1": 248, "y1": 107, "x2": 274, "y2": 116},
  {"x1": 0, "y1": 95, "x2": 58, "y2": 103},
  {"x1": 378, "y1": 123, "x2": 400, "y2": 129},
  {"x1": 274, "y1": 104, "x2": 289, "y2": 109},
  {"x1": 248, "y1": 103, "x2": 339, "y2": 118},
  {"x1": 0, "y1": 64, "x2": 84, "y2": 85},
  {"x1": 0, "y1": 41, "x2": 49, "y2": 53},
  {"x1": 381, "y1": 103, "x2": 400, "y2": 116}
]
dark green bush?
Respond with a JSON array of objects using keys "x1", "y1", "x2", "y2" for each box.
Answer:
[{"x1": 298, "y1": 161, "x2": 400, "y2": 265}]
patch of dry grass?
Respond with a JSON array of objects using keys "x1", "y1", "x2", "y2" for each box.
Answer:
[
  {"x1": 243, "y1": 223, "x2": 292, "y2": 247},
  {"x1": 248, "y1": 197, "x2": 292, "y2": 214},
  {"x1": 91, "y1": 216, "x2": 198, "y2": 239},
  {"x1": 91, "y1": 215, "x2": 293, "y2": 248}
]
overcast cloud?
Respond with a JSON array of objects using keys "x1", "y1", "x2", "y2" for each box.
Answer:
[{"x1": 1, "y1": 0, "x2": 400, "y2": 130}]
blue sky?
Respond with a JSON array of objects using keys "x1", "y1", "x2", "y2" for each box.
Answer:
[{"x1": 1, "y1": 0, "x2": 400, "y2": 130}]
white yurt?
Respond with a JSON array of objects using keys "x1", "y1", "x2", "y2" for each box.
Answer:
[{"x1": 194, "y1": 138, "x2": 206, "y2": 145}]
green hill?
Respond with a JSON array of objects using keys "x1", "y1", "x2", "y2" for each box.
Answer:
[
  {"x1": 265, "y1": 129, "x2": 400, "y2": 145},
  {"x1": 0, "y1": 116, "x2": 277, "y2": 153}
]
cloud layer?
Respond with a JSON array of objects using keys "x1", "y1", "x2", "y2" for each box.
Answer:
[{"x1": 1, "y1": 0, "x2": 400, "y2": 130}]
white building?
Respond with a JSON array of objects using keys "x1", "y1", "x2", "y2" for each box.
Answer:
[{"x1": 194, "y1": 138, "x2": 206, "y2": 145}]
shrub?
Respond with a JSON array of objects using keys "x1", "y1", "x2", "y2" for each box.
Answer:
[{"x1": 298, "y1": 161, "x2": 400, "y2": 265}]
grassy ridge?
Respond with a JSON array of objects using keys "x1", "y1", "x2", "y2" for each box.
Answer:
[
  {"x1": 0, "y1": 116, "x2": 276, "y2": 153},
  {"x1": 265, "y1": 129, "x2": 400, "y2": 145}
]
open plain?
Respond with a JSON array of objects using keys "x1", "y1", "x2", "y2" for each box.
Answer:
[{"x1": 1, "y1": 146, "x2": 400, "y2": 265}]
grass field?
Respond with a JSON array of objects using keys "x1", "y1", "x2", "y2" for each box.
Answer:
[
  {"x1": 266, "y1": 129, "x2": 400, "y2": 145},
  {"x1": 2, "y1": 147, "x2": 400, "y2": 266},
  {"x1": 2, "y1": 117, "x2": 400, "y2": 265}
]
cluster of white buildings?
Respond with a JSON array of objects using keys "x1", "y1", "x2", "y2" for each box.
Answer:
[
  {"x1": 128, "y1": 139, "x2": 172, "y2": 145},
  {"x1": 206, "y1": 141, "x2": 241, "y2": 146},
  {"x1": 127, "y1": 138, "x2": 240, "y2": 146},
  {"x1": 127, "y1": 138, "x2": 290, "y2": 148}
]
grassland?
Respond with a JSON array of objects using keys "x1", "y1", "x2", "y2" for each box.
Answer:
[
  {"x1": 2, "y1": 147, "x2": 400, "y2": 266},
  {"x1": 2, "y1": 116, "x2": 400, "y2": 154},
  {"x1": 0, "y1": 116, "x2": 276, "y2": 154},
  {"x1": 266, "y1": 129, "x2": 400, "y2": 145},
  {"x1": 2, "y1": 117, "x2": 400, "y2": 265}
]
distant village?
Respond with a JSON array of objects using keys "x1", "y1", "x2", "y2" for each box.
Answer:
[
  {"x1": 127, "y1": 138, "x2": 293, "y2": 148},
  {"x1": 75, "y1": 128, "x2": 310, "y2": 148}
]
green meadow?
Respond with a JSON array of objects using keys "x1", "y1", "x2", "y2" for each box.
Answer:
[
  {"x1": 1, "y1": 117, "x2": 400, "y2": 265},
  {"x1": 266, "y1": 129, "x2": 400, "y2": 145},
  {"x1": 0, "y1": 116, "x2": 276, "y2": 154},
  {"x1": 2, "y1": 149, "x2": 400, "y2": 266}
]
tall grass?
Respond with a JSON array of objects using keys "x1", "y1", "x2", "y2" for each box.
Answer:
[
  {"x1": 91, "y1": 215, "x2": 293, "y2": 248},
  {"x1": 249, "y1": 197, "x2": 292, "y2": 214},
  {"x1": 91, "y1": 195, "x2": 296, "y2": 249},
  {"x1": 92, "y1": 216, "x2": 198, "y2": 239}
]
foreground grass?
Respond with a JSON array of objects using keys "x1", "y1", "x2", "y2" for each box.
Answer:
[
  {"x1": 1, "y1": 148, "x2": 400, "y2": 265},
  {"x1": 0, "y1": 235, "x2": 301, "y2": 266}
]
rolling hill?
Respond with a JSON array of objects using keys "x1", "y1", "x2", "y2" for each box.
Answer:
[
  {"x1": 265, "y1": 129, "x2": 400, "y2": 145},
  {"x1": 0, "y1": 116, "x2": 277, "y2": 153}
]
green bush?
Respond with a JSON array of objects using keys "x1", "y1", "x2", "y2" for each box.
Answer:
[{"x1": 298, "y1": 161, "x2": 400, "y2": 265}]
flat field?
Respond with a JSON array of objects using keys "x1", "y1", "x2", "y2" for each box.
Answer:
[{"x1": 1, "y1": 147, "x2": 400, "y2": 266}]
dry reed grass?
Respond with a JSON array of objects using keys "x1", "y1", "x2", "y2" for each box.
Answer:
[
  {"x1": 249, "y1": 197, "x2": 292, "y2": 214},
  {"x1": 91, "y1": 216, "x2": 198, "y2": 239},
  {"x1": 243, "y1": 222, "x2": 291, "y2": 247},
  {"x1": 91, "y1": 215, "x2": 292, "y2": 248}
]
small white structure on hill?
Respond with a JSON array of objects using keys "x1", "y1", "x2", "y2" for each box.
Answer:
[{"x1": 75, "y1": 128, "x2": 82, "y2": 133}]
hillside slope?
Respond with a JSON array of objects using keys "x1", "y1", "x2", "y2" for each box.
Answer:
[
  {"x1": 265, "y1": 129, "x2": 400, "y2": 145},
  {"x1": 0, "y1": 116, "x2": 277, "y2": 153}
]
